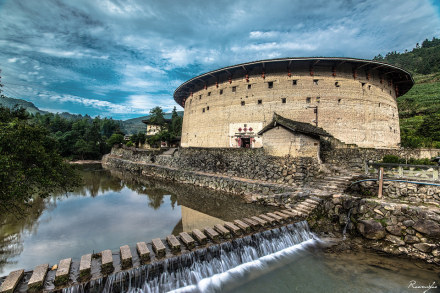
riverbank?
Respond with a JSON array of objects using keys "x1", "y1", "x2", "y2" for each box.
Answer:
[{"x1": 102, "y1": 146, "x2": 440, "y2": 266}]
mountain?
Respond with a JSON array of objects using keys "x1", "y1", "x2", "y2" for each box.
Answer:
[
  {"x1": 0, "y1": 95, "x2": 48, "y2": 115},
  {"x1": 375, "y1": 37, "x2": 440, "y2": 148},
  {"x1": 0, "y1": 95, "x2": 183, "y2": 135}
]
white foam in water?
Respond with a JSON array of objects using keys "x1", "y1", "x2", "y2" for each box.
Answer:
[{"x1": 169, "y1": 238, "x2": 317, "y2": 293}]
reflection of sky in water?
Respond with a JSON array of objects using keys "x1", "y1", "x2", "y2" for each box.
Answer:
[{"x1": 1, "y1": 185, "x2": 181, "y2": 275}]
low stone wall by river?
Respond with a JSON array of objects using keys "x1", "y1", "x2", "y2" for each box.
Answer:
[
  {"x1": 111, "y1": 146, "x2": 320, "y2": 185},
  {"x1": 314, "y1": 194, "x2": 440, "y2": 264},
  {"x1": 350, "y1": 180, "x2": 440, "y2": 207}
]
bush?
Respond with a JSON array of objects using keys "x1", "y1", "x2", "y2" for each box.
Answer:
[
  {"x1": 382, "y1": 155, "x2": 400, "y2": 163},
  {"x1": 126, "y1": 141, "x2": 134, "y2": 147}
]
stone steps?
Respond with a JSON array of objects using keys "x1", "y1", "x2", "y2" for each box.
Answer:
[{"x1": 0, "y1": 212, "x2": 310, "y2": 292}]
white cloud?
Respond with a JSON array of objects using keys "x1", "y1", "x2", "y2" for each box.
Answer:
[{"x1": 7, "y1": 58, "x2": 17, "y2": 63}]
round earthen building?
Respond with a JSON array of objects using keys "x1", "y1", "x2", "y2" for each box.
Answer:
[{"x1": 174, "y1": 57, "x2": 413, "y2": 149}]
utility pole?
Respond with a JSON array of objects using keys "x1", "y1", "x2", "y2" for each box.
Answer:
[
  {"x1": 306, "y1": 105, "x2": 318, "y2": 127},
  {"x1": 0, "y1": 69, "x2": 3, "y2": 96}
]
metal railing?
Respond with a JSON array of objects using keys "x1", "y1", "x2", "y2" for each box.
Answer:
[{"x1": 365, "y1": 162, "x2": 440, "y2": 182}]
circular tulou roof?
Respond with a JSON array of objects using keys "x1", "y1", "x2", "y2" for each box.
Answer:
[{"x1": 173, "y1": 57, "x2": 414, "y2": 107}]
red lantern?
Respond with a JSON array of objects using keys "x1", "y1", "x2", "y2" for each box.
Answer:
[
  {"x1": 261, "y1": 71, "x2": 265, "y2": 79},
  {"x1": 245, "y1": 74, "x2": 249, "y2": 82},
  {"x1": 249, "y1": 127, "x2": 253, "y2": 132},
  {"x1": 229, "y1": 77, "x2": 232, "y2": 84},
  {"x1": 238, "y1": 127, "x2": 242, "y2": 132},
  {"x1": 243, "y1": 127, "x2": 247, "y2": 132},
  {"x1": 204, "y1": 84, "x2": 207, "y2": 90},
  {"x1": 216, "y1": 81, "x2": 219, "y2": 88}
]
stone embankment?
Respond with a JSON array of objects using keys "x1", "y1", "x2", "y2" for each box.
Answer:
[
  {"x1": 102, "y1": 146, "x2": 440, "y2": 266},
  {"x1": 313, "y1": 193, "x2": 440, "y2": 264},
  {"x1": 0, "y1": 200, "x2": 321, "y2": 293}
]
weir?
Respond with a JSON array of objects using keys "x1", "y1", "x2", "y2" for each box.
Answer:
[{"x1": 0, "y1": 198, "x2": 321, "y2": 293}]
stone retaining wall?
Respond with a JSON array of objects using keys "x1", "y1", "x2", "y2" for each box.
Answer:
[
  {"x1": 321, "y1": 145, "x2": 440, "y2": 171},
  {"x1": 350, "y1": 180, "x2": 440, "y2": 207},
  {"x1": 110, "y1": 146, "x2": 320, "y2": 186},
  {"x1": 102, "y1": 156, "x2": 297, "y2": 203},
  {"x1": 314, "y1": 194, "x2": 440, "y2": 264}
]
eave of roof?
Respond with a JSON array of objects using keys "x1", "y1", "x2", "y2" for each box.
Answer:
[
  {"x1": 258, "y1": 113, "x2": 332, "y2": 138},
  {"x1": 173, "y1": 57, "x2": 414, "y2": 107}
]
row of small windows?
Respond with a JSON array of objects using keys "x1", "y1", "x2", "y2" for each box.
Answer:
[{"x1": 194, "y1": 79, "x2": 361, "y2": 102}]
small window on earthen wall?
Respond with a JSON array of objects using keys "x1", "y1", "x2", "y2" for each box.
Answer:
[
  {"x1": 207, "y1": 92, "x2": 211, "y2": 96},
  {"x1": 232, "y1": 86, "x2": 237, "y2": 92},
  {"x1": 306, "y1": 97, "x2": 311, "y2": 103},
  {"x1": 248, "y1": 84, "x2": 252, "y2": 89},
  {"x1": 292, "y1": 80, "x2": 298, "y2": 85},
  {"x1": 268, "y1": 81, "x2": 274, "y2": 88},
  {"x1": 258, "y1": 99, "x2": 262, "y2": 105},
  {"x1": 220, "y1": 89, "x2": 223, "y2": 95},
  {"x1": 202, "y1": 108, "x2": 205, "y2": 112},
  {"x1": 335, "y1": 82, "x2": 340, "y2": 87},
  {"x1": 313, "y1": 79, "x2": 319, "y2": 85},
  {"x1": 281, "y1": 98, "x2": 286, "y2": 103},
  {"x1": 241, "y1": 101, "x2": 245, "y2": 106},
  {"x1": 316, "y1": 97, "x2": 320, "y2": 103},
  {"x1": 207, "y1": 106, "x2": 210, "y2": 110},
  {"x1": 338, "y1": 99, "x2": 341, "y2": 104}
]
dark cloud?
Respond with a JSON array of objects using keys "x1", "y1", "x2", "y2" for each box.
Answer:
[{"x1": 0, "y1": 0, "x2": 439, "y2": 119}]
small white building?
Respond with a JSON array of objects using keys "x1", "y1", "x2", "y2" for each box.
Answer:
[{"x1": 258, "y1": 113, "x2": 332, "y2": 158}]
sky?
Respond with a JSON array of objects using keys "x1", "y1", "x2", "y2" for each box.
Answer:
[{"x1": 0, "y1": 0, "x2": 439, "y2": 120}]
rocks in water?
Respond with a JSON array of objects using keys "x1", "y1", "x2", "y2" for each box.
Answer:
[
  {"x1": 357, "y1": 220, "x2": 386, "y2": 240},
  {"x1": 385, "y1": 235, "x2": 405, "y2": 246},
  {"x1": 413, "y1": 243, "x2": 436, "y2": 253}
]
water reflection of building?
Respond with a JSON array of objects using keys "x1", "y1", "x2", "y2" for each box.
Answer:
[{"x1": 180, "y1": 206, "x2": 224, "y2": 232}]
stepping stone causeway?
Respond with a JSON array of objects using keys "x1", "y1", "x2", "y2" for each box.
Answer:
[
  {"x1": 266, "y1": 212, "x2": 283, "y2": 222},
  {"x1": 192, "y1": 229, "x2": 208, "y2": 244},
  {"x1": 166, "y1": 235, "x2": 181, "y2": 253},
  {"x1": 214, "y1": 224, "x2": 231, "y2": 238},
  {"x1": 152, "y1": 238, "x2": 166, "y2": 257},
  {"x1": 54, "y1": 258, "x2": 71, "y2": 286},
  {"x1": 79, "y1": 254, "x2": 92, "y2": 280},
  {"x1": 234, "y1": 220, "x2": 251, "y2": 233},
  {"x1": 120, "y1": 245, "x2": 133, "y2": 269},
  {"x1": 136, "y1": 242, "x2": 151, "y2": 263},
  {"x1": 259, "y1": 214, "x2": 276, "y2": 224},
  {"x1": 179, "y1": 232, "x2": 196, "y2": 249},
  {"x1": 0, "y1": 269, "x2": 24, "y2": 293},
  {"x1": 251, "y1": 216, "x2": 268, "y2": 227},
  {"x1": 204, "y1": 227, "x2": 220, "y2": 241},
  {"x1": 101, "y1": 250, "x2": 114, "y2": 274},
  {"x1": 223, "y1": 222, "x2": 242, "y2": 235},
  {"x1": 242, "y1": 218, "x2": 260, "y2": 230},
  {"x1": 273, "y1": 211, "x2": 291, "y2": 220},
  {"x1": 28, "y1": 264, "x2": 48, "y2": 291}
]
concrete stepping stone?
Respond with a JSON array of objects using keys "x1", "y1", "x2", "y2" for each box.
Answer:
[
  {"x1": 233, "y1": 220, "x2": 251, "y2": 233},
  {"x1": 136, "y1": 242, "x2": 151, "y2": 263},
  {"x1": 28, "y1": 264, "x2": 48, "y2": 291},
  {"x1": 152, "y1": 238, "x2": 166, "y2": 257},
  {"x1": 242, "y1": 218, "x2": 260, "y2": 230},
  {"x1": 101, "y1": 250, "x2": 114, "y2": 274},
  {"x1": 120, "y1": 245, "x2": 133, "y2": 269},
  {"x1": 166, "y1": 235, "x2": 181, "y2": 253},
  {"x1": 251, "y1": 216, "x2": 268, "y2": 227},
  {"x1": 273, "y1": 211, "x2": 291, "y2": 220},
  {"x1": 79, "y1": 254, "x2": 91, "y2": 280},
  {"x1": 223, "y1": 222, "x2": 242, "y2": 235},
  {"x1": 295, "y1": 206, "x2": 311, "y2": 214},
  {"x1": 179, "y1": 232, "x2": 196, "y2": 249},
  {"x1": 266, "y1": 212, "x2": 283, "y2": 222},
  {"x1": 192, "y1": 229, "x2": 208, "y2": 245},
  {"x1": 259, "y1": 214, "x2": 276, "y2": 224},
  {"x1": 204, "y1": 227, "x2": 220, "y2": 242},
  {"x1": 0, "y1": 269, "x2": 24, "y2": 293},
  {"x1": 281, "y1": 209, "x2": 297, "y2": 217},
  {"x1": 290, "y1": 209, "x2": 306, "y2": 217},
  {"x1": 213, "y1": 224, "x2": 231, "y2": 238},
  {"x1": 54, "y1": 258, "x2": 71, "y2": 286}
]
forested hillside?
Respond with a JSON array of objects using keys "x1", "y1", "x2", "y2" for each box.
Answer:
[{"x1": 374, "y1": 37, "x2": 440, "y2": 148}]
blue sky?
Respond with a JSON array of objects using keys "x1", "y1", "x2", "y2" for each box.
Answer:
[{"x1": 0, "y1": 0, "x2": 439, "y2": 120}]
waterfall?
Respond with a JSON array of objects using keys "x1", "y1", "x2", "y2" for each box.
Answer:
[
  {"x1": 63, "y1": 221, "x2": 316, "y2": 293},
  {"x1": 342, "y1": 208, "x2": 353, "y2": 240}
]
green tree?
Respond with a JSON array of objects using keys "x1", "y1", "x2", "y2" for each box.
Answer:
[
  {"x1": 148, "y1": 106, "x2": 165, "y2": 126},
  {"x1": 0, "y1": 107, "x2": 79, "y2": 215},
  {"x1": 107, "y1": 133, "x2": 124, "y2": 146}
]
